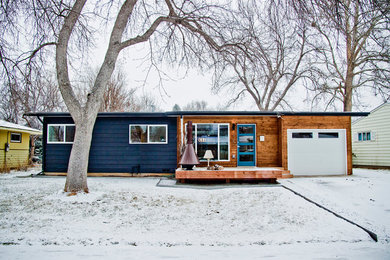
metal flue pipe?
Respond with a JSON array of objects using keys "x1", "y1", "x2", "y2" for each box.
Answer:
[{"x1": 179, "y1": 121, "x2": 200, "y2": 170}]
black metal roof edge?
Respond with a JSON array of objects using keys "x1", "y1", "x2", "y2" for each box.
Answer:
[
  {"x1": 25, "y1": 111, "x2": 370, "y2": 117},
  {"x1": 166, "y1": 111, "x2": 370, "y2": 117},
  {"x1": 24, "y1": 112, "x2": 169, "y2": 117}
]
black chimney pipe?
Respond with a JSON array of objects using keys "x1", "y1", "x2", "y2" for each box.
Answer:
[{"x1": 179, "y1": 121, "x2": 200, "y2": 170}]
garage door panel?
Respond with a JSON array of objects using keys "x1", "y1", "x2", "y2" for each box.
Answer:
[{"x1": 287, "y1": 129, "x2": 347, "y2": 176}]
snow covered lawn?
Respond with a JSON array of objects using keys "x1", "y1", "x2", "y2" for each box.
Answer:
[
  {"x1": 0, "y1": 167, "x2": 389, "y2": 259},
  {"x1": 280, "y1": 168, "x2": 390, "y2": 243}
]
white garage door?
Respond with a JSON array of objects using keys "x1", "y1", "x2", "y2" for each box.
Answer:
[{"x1": 287, "y1": 129, "x2": 347, "y2": 176}]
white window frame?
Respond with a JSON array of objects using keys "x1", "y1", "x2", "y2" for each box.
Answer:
[
  {"x1": 129, "y1": 124, "x2": 168, "y2": 144},
  {"x1": 47, "y1": 124, "x2": 75, "y2": 144},
  {"x1": 187, "y1": 123, "x2": 230, "y2": 162},
  {"x1": 10, "y1": 133, "x2": 22, "y2": 143}
]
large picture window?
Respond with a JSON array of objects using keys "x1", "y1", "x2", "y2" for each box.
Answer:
[
  {"x1": 188, "y1": 123, "x2": 229, "y2": 161},
  {"x1": 129, "y1": 125, "x2": 168, "y2": 144},
  {"x1": 47, "y1": 124, "x2": 75, "y2": 144}
]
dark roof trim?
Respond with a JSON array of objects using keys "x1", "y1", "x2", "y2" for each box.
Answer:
[
  {"x1": 24, "y1": 112, "x2": 168, "y2": 118},
  {"x1": 25, "y1": 111, "x2": 370, "y2": 117},
  {"x1": 167, "y1": 111, "x2": 370, "y2": 117}
]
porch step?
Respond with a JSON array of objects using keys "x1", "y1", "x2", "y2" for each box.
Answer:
[
  {"x1": 175, "y1": 167, "x2": 289, "y2": 180},
  {"x1": 280, "y1": 170, "x2": 293, "y2": 179}
]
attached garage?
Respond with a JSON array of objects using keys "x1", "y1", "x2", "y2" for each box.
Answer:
[{"x1": 287, "y1": 129, "x2": 347, "y2": 176}]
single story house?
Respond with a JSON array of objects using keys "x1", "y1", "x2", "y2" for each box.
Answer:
[
  {"x1": 352, "y1": 102, "x2": 390, "y2": 168},
  {"x1": 0, "y1": 119, "x2": 42, "y2": 171},
  {"x1": 26, "y1": 111, "x2": 368, "y2": 179}
]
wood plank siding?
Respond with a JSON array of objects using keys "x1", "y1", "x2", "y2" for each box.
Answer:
[
  {"x1": 177, "y1": 115, "x2": 353, "y2": 175},
  {"x1": 280, "y1": 115, "x2": 352, "y2": 175},
  {"x1": 176, "y1": 167, "x2": 286, "y2": 180},
  {"x1": 177, "y1": 116, "x2": 281, "y2": 168},
  {"x1": 43, "y1": 116, "x2": 177, "y2": 174}
]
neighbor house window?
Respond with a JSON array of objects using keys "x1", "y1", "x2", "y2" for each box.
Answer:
[
  {"x1": 129, "y1": 125, "x2": 168, "y2": 144},
  {"x1": 292, "y1": 132, "x2": 313, "y2": 138},
  {"x1": 10, "y1": 133, "x2": 22, "y2": 143},
  {"x1": 47, "y1": 124, "x2": 75, "y2": 144},
  {"x1": 358, "y1": 131, "x2": 371, "y2": 141},
  {"x1": 187, "y1": 123, "x2": 229, "y2": 161}
]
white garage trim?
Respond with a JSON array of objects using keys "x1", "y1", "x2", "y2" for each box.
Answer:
[{"x1": 287, "y1": 129, "x2": 347, "y2": 176}]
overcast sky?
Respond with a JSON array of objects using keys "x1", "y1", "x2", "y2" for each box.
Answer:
[{"x1": 88, "y1": 17, "x2": 385, "y2": 113}]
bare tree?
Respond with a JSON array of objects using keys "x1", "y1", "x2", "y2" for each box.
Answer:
[
  {"x1": 99, "y1": 74, "x2": 137, "y2": 112},
  {"x1": 1, "y1": 0, "x2": 239, "y2": 192},
  {"x1": 212, "y1": 1, "x2": 313, "y2": 111},
  {"x1": 136, "y1": 93, "x2": 162, "y2": 112},
  {"x1": 0, "y1": 72, "x2": 65, "y2": 129},
  {"x1": 294, "y1": 0, "x2": 390, "y2": 111},
  {"x1": 183, "y1": 100, "x2": 210, "y2": 111}
]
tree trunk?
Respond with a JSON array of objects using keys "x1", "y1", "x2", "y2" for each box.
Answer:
[
  {"x1": 344, "y1": 69, "x2": 353, "y2": 112},
  {"x1": 64, "y1": 115, "x2": 96, "y2": 193}
]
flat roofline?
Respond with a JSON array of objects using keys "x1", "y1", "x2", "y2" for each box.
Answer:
[{"x1": 25, "y1": 111, "x2": 370, "y2": 118}]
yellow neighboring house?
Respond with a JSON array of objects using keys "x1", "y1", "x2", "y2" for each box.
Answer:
[{"x1": 0, "y1": 119, "x2": 41, "y2": 170}]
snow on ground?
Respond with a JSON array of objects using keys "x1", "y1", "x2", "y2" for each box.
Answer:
[
  {"x1": 0, "y1": 167, "x2": 389, "y2": 259},
  {"x1": 280, "y1": 168, "x2": 390, "y2": 243}
]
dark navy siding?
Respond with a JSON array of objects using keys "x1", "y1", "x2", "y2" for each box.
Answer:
[{"x1": 43, "y1": 116, "x2": 177, "y2": 173}]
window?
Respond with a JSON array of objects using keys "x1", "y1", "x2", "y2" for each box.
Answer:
[
  {"x1": 47, "y1": 124, "x2": 75, "y2": 144},
  {"x1": 318, "y1": 132, "x2": 339, "y2": 138},
  {"x1": 292, "y1": 132, "x2": 313, "y2": 138},
  {"x1": 129, "y1": 125, "x2": 168, "y2": 144},
  {"x1": 187, "y1": 123, "x2": 229, "y2": 161},
  {"x1": 10, "y1": 133, "x2": 21, "y2": 143},
  {"x1": 357, "y1": 131, "x2": 371, "y2": 141}
]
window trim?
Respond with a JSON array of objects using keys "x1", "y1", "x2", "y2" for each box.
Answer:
[
  {"x1": 10, "y1": 132, "x2": 22, "y2": 143},
  {"x1": 188, "y1": 123, "x2": 230, "y2": 162},
  {"x1": 47, "y1": 124, "x2": 75, "y2": 144},
  {"x1": 129, "y1": 124, "x2": 168, "y2": 144}
]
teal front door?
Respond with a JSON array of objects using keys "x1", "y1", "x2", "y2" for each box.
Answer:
[{"x1": 237, "y1": 124, "x2": 256, "y2": 166}]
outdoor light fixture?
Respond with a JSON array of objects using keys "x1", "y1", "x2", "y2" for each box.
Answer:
[{"x1": 203, "y1": 150, "x2": 214, "y2": 168}]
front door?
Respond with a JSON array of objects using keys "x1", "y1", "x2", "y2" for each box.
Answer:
[{"x1": 237, "y1": 124, "x2": 256, "y2": 166}]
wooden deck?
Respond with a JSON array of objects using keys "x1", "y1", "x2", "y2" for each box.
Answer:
[{"x1": 175, "y1": 167, "x2": 292, "y2": 181}]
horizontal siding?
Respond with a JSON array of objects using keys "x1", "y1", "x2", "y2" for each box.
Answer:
[
  {"x1": 352, "y1": 104, "x2": 390, "y2": 167},
  {"x1": 44, "y1": 117, "x2": 177, "y2": 173},
  {"x1": 0, "y1": 149, "x2": 29, "y2": 169}
]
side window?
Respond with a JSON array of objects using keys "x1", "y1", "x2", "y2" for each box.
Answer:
[
  {"x1": 10, "y1": 133, "x2": 22, "y2": 143},
  {"x1": 129, "y1": 125, "x2": 168, "y2": 144},
  {"x1": 47, "y1": 124, "x2": 75, "y2": 143},
  {"x1": 48, "y1": 125, "x2": 64, "y2": 142},
  {"x1": 149, "y1": 125, "x2": 167, "y2": 143},
  {"x1": 129, "y1": 125, "x2": 148, "y2": 143}
]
